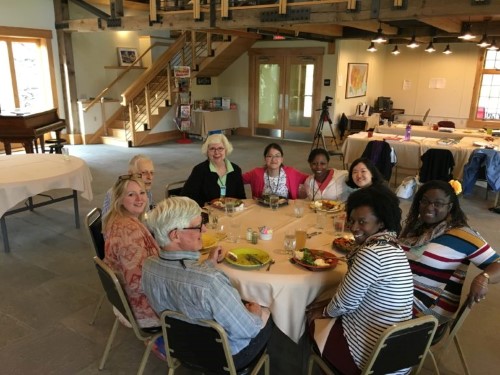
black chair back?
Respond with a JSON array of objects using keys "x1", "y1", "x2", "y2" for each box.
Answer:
[
  {"x1": 86, "y1": 208, "x2": 105, "y2": 259},
  {"x1": 361, "y1": 140, "x2": 395, "y2": 181},
  {"x1": 419, "y1": 149, "x2": 454, "y2": 183}
]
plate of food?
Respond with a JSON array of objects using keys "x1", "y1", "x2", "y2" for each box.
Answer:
[
  {"x1": 256, "y1": 195, "x2": 288, "y2": 207},
  {"x1": 224, "y1": 248, "x2": 270, "y2": 269},
  {"x1": 310, "y1": 200, "x2": 344, "y2": 213},
  {"x1": 210, "y1": 197, "x2": 245, "y2": 211},
  {"x1": 292, "y1": 248, "x2": 339, "y2": 271},
  {"x1": 332, "y1": 236, "x2": 356, "y2": 254},
  {"x1": 200, "y1": 233, "x2": 218, "y2": 254}
]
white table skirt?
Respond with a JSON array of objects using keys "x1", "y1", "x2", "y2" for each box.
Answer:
[
  {"x1": 0, "y1": 154, "x2": 93, "y2": 217},
  {"x1": 211, "y1": 199, "x2": 346, "y2": 343}
]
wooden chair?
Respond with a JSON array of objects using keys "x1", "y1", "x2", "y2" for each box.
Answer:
[
  {"x1": 160, "y1": 309, "x2": 270, "y2": 375},
  {"x1": 307, "y1": 315, "x2": 438, "y2": 375},
  {"x1": 93, "y1": 256, "x2": 162, "y2": 375}
]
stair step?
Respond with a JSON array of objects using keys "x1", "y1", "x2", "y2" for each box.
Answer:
[
  {"x1": 101, "y1": 136, "x2": 130, "y2": 148},
  {"x1": 108, "y1": 128, "x2": 126, "y2": 138}
]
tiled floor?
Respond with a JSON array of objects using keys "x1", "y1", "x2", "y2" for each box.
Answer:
[{"x1": 0, "y1": 135, "x2": 498, "y2": 374}]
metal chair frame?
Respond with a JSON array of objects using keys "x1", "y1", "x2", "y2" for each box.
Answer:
[{"x1": 164, "y1": 180, "x2": 186, "y2": 198}]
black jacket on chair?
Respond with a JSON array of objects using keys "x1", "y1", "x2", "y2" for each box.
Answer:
[
  {"x1": 419, "y1": 149, "x2": 455, "y2": 183},
  {"x1": 361, "y1": 140, "x2": 394, "y2": 181}
]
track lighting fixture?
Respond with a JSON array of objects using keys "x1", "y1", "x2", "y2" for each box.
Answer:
[
  {"x1": 367, "y1": 42, "x2": 377, "y2": 52},
  {"x1": 391, "y1": 46, "x2": 400, "y2": 55},
  {"x1": 407, "y1": 35, "x2": 419, "y2": 48},
  {"x1": 443, "y1": 44, "x2": 452, "y2": 55}
]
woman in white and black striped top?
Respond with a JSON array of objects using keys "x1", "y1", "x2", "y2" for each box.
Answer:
[{"x1": 307, "y1": 185, "x2": 414, "y2": 375}]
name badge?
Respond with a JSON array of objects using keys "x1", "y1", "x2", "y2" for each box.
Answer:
[{"x1": 220, "y1": 186, "x2": 226, "y2": 197}]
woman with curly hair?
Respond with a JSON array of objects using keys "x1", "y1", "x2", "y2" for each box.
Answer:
[
  {"x1": 400, "y1": 180, "x2": 500, "y2": 324},
  {"x1": 306, "y1": 184, "x2": 413, "y2": 375}
]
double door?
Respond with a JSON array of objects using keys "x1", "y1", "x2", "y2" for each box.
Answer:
[{"x1": 249, "y1": 48, "x2": 323, "y2": 141}]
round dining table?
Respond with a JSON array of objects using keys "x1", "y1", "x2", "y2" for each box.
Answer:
[{"x1": 208, "y1": 199, "x2": 347, "y2": 344}]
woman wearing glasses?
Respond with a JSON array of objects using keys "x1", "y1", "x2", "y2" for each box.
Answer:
[
  {"x1": 181, "y1": 133, "x2": 246, "y2": 207},
  {"x1": 103, "y1": 174, "x2": 161, "y2": 329},
  {"x1": 242, "y1": 143, "x2": 308, "y2": 199},
  {"x1": 399, "y1": 180, "x2": 500, "y2": 324}
]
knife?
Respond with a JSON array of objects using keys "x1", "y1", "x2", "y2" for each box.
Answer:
[{"x1": 246, "y1": 254, "x2": 264, "y2": 265}]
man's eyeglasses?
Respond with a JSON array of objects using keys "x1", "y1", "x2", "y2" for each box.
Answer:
[
  {"x1": 118, "y1": 173, "x2": 142, "y2": 182},
  {"x1": 208, "y1": 147, "x2": 225, "y2": 153},
  {"x1": 419, "y1": 197, "x2": 451, "y2": 209},
  {"x1": 265, "y1": 154, "x2": 282, "y2": 160},
  {"x1": 178, "y1": 222, "x2": 205, "y2": 233}
]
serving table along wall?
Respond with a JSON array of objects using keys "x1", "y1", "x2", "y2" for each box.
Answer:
[
  {"x1": 208, "y1": 199, "x2": 347, "y2": 344},
  {"x1": 342, "y1": 132, "x2": 500, "y2": 180},
  {"x1": 191, "y1": 109, "x2": 240, "y2": 138},
  {"x1": 377, "y1": 124, "x2": 487, "y2": 140},
  {"x1": 0, "y1": 154, "x2": 93, "y2": 252}
]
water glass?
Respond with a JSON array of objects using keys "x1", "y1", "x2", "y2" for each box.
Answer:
[
  {"x1": 333, "y1": 213, "x2": 346, "y2": 234},
  {"x1": 269, "y1": 194, "x2": 279, "y2": 211},
  {"x1": 227, "y1": 220, "x2": 241, "y2": 243},
  {"x1": 316, "y1": 211, "x2": 327, "y2": 230},
  {"x1": 283, "y1": 230, "x2": 296, "y2": 256},
  {"x1": 225, "y1": 200, "x2": 235, "y2": 217},
  {"x1": 294, "y1": 200, "x2": 304, "y2": 218},
  {"x1": 61, "y1": 147, "x2": 70, "y2": 161}
]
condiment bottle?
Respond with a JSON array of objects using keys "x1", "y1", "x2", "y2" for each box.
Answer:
[
  {"x1": 246, "y1": 228, "x2": 253, "y2": 242},
  {"x1": 405, "y1": 123, "x2": 412, "y2": 141}
]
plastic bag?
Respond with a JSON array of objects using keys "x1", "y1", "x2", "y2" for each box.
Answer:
[{"x1": 396, "y1": 176, "x2": 417, "y2": 199}]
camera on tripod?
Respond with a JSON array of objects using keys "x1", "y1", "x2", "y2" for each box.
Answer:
[{"x1": 321, "y1": 96, "x2": 333, "y2": 110}]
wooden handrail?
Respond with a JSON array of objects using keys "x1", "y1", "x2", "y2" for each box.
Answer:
[{"x1": 82, "y1": 41, "x2": 172, "y2": 112}]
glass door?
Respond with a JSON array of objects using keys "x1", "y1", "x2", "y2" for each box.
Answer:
[{"x1": 252, "y1": 50, "x2": 322, "y2": 141}]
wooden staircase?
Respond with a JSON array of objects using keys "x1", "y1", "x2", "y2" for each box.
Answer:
[{"x1": 83, "y1": 31, "x2": 259, "y2": 148}]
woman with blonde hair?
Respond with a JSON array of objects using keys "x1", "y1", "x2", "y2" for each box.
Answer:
[
  {"x1": 181, "y1": 133, "x2": 246, "y2": 206},
  {"x1": 103, "y1": 174, "x2": 160, "y2": 329}
]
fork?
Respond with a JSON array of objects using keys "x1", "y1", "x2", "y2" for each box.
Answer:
[{"x1": 266, "y1": 259, "x2": 275, "y2": 271}]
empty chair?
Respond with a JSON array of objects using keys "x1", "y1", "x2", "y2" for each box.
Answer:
[
  {"x1": 161, "y1": 309, "x2": 270, "y2": 375},
  {"x1": 93, "y1": 256, "x2": 162, "y2": 375},
  {"x1": 307, "y1": 315, "x2": 438, "y2": 375},
  {"x1": 462, "y1": 148, "x2": 500, "y2": 197},
  {"x1": 419, "y1": 149, "x2": 455, "y2": 183},
  {"x1": 85, "y1": 208, "x2": 105, "y2": 325},
  {"x1": 361, "y1": 140, "x2": 396, "y2": 181},
  {"x1": 164, "y1": 180, "x2": 186, "y2": 198},
  {"x1": 428, "y1": 301, "x2": 472, "y2": 375},
  {"x1": 438, "y1": 120, "x2": 455, "y2": 128}
]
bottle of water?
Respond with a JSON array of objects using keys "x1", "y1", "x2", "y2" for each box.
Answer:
[{"x1": 405, "y1": 123, "x2": 411, "y2": 141}]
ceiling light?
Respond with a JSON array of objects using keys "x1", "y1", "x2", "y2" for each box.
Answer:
[
  {"x1": 367, "y1": 42, "x2": 377, "y2": 52},
  {"x1": 458, "y1": 22, "x2": 476, "y2": 40},
  {"x1": 407, "y1": 35, "x2": 419, "y2": 48},
  {"x1": 487, "y1": 39, "x2": 498, "y2": 51},
  {"x1": 477, "y1": 34, "x2": 491, "y2": 48},
  {"x1": 391, "y1": 46, "x2": 400, "y2": 55},
  {"x1": 443, "y1": 44, "x2": 453, "y2": 55},
  {"x1": 425, "y1": 41, "x2": 436, "y2": 53},
  {"x1": 372, "y1": 23, "x2": 387, "y2": 43}
]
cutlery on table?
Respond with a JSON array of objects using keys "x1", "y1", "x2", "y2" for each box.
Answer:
[
  {"x1": 266, "y1": 259, "x2": 275, "y2": 271},
  {"x1": 246, "y1": 254, "x2": 264, "y2": 265},
  {"x1": 307, "y1": 231, "x2": 321, "y2": 239}
]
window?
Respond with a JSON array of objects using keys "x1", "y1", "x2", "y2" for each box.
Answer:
[
  {"x1": 471, "y1": 50, "x2": 500, "y2": 126},
  {"x1": 0, "y1": 28, "x2": 56, "y2": 114}
]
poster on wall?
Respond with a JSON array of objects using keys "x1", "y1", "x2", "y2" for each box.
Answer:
[
  {"x1": 174, "y1": 66, "x2": 191, "y2": 78},
  {"x1": 345, "y1": 63, "x2": 368, "y2": 99}
]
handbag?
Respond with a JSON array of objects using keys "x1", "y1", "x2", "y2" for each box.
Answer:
[{"x1": 396, "y1": 176, "x2": 417, "y2": 199}]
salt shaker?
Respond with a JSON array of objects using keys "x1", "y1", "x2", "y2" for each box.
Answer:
[{"x1": 246, "y1": 228, "x2": 253, "y2": 242}]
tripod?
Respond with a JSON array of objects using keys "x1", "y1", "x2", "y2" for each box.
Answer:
[{"x1": 311, "y1": 106, "x2": 339, "y2": 151}]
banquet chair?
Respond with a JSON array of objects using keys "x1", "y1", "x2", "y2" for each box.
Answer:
[
  {"x1": 427, "y1": 301, "x2": 472, "y2": 375},
  {"x1": 165, "y1": 180, "x2": 186, "y2": 198},
  {"x1": 93, "y1": 256, "x2": 162, "y2": 375},
  {"x1": 307, "y1": 315, "x2": 438, "y2": 375},
  {"x1": 85, "y1": 207, "x2": 105, "y2": 325},
  {"x1": 160, "y1": 309, "x2": 270, "y2": 375},
  {"x1": 418, "y1": 149, "x2": 455, "y2": 183},
  {"x1": 438, "y1": 120, "x2": 456, "y2": 128},
  {"x1": 361, "y1": 140, "x2": 396, "y2": 181}
]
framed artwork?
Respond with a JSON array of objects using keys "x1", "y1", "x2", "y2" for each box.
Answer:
[
  {"x1": 117, "y1": 47, "x2": 139, "y2": 66},
  {"x1": 345, "y1": 63, "x2": 368, "y2": 99}
]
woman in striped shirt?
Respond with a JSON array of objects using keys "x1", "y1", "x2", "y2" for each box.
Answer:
[
  {"x1": 399, "y1": 180, "x2": 500, "y2": 324},
  {"x1": 307, "y1": 184, "x2": 414, "y2": 375}
]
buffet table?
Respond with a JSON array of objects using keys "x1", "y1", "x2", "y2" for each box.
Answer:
[
  {"x1": 0, "y1": 154, "x2": 93, "y2": 252},
  {"x1": 191, "y1": 109, "x2": 240, "y2": 138},
  {"x1": 342, "y1": 132, "x2": 500, "y2": 180},
  {"x1": 209, "y1": 199, "x2": 347, "y2": 344},
  {"x1": 377, "y1": 124, "x2": 487, "y2": 139}
]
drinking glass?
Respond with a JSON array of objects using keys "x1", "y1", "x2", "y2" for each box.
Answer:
[
  {"x1": 61, "y1": 147, "x2": 70, "y2": 161},
  {"x1": 225, "y1": 200, "x2": 235, "y2": 217},
  {"x1": 333, "y1": 213, "x2": 346, "y2": 235},
  {"x1": 294, "y1": 200, "x2": 304, "y2": 218},
  {"x1": 295, "y1": 228, "x2": 307, "y2": 251},
  {"x1": 283, "y1": 230, "x2": 296, "y2": 256},
  {"x1": 269, "y1": 194, "x2": 279, "y2": 211},
  {"x1": 227, "y1": 220, "x2": 241, "y2": 243},
  {"x1": 316, "y1": 211, "x2": 327, "y2": 229}
]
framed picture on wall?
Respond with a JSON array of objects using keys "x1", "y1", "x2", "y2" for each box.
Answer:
[
  {"x1": 117, "y1": 47, "x2": 139, "y2": 66},
  {"x1": 345, "y1": 63, "x2": 368, "y2": 99}
]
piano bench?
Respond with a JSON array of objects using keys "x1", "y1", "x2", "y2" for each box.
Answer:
[{"x1": 45, "y1": 138, "x2": 67, "y2": 154}]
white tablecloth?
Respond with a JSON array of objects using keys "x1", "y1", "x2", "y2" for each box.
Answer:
[
  {"x1": 0, "y1": 154, "x2": 93, "y2": 217},
  {"x1": 211, "y1": 199, "x2": 346, "y2": 343},
  {"x1": 377, "y1": 124, "x2": 487, "y2": 139}
]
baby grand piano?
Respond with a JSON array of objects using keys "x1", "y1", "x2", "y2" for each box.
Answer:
[{"x1": 0, "y1": 108, "x2": 66, "y2": 155}]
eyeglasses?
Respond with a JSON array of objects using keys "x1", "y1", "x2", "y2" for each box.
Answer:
[
  {"x1": 419, "y1": 197, "x2": 451, "y2": 209},
  {"x1": 178, "y1": 222, "x2": 205, "y2": 233},
  {"x1": 265, "y1": 154, "x2": 282, "y2": 160},
  {"x1": 208, "y1": 147, "x2": 225, "y2": 153},
  {"x1": 118, "y1": 173, "x2": 142, "y2": 182}
]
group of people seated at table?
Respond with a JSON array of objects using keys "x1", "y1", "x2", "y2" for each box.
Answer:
[{"x1": 99, "y1": 134, "x2": 499, "y2": 374}]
